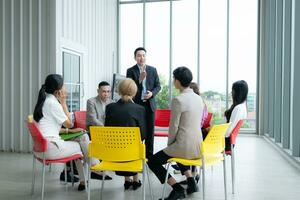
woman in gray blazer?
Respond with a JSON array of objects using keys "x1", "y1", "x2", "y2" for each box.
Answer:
[{"x1": 148, "y1": 67, "x2": 204, "y2": 200}]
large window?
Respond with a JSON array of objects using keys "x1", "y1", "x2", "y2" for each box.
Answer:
[
  {"x1": 145, "y1": 1, "x2": 170, "y2": 108},
  {"x1": 119, "y1": 0, "x2": 258, "y2": 130},
  {"x1": 119, "y1": 3, "x2": 143, "y2": 75},
  {"x1": 173, "y1": 0, "x2": 198, "y2": 81},
  {"x1": 199, "y1": 0, "x2": 227, "y2": 124},
  {"x1": 228, "y1": 0, "x2": 258, "y2": 129}
]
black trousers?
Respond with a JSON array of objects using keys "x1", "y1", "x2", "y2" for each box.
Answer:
[
  {"x1": 148, "y1": 150, "x2": 190, "y2": 184},
  {"x1": 225, "y1": 137, "x2": 234, "y2": 151},
  {"x1": 140, "y1": 101, "x2": 155, "y2": 158}
]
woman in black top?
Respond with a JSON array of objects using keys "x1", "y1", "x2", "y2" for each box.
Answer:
[{"x1": 105, "y1": 78, "x2": 146, "y2": 190}]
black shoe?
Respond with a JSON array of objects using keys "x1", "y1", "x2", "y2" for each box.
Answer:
[
  {"x1": 179, "y1": 174, "x2": 200, "y2": 185},
  {"x1": 78, "y1": 183, "x2": 85, "y2": 191},
  {"x1": 132, "y1": 180, "x2": 142, "y2": 190},
  {"x1": 90, "y1": 172, "x2": 113, "y2": 180},
  {"x1": 60, "y1": 170, "x2": 79, "y2": 182},
  {"x1": 172, "y1": 164, "x2": 180, "y2": 170},
  {"x1": 159, "y1": 189, "x2": 186, "y2": 200},
  {"x1": 124, "y1": 180, "x2": 132, "y2": 190},
  {"x1": 179, "y1": 180, "x2": 188, "y2": 185},
  {"x1": 186, "y1": 177, "x2": 199, "y2": 195},
  {"x1": 195, "y1": 174, "x2": 200, "y2": 183}
]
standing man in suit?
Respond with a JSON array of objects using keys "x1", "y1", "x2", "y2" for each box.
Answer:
[
  {"x1": 86, "y1": 81, "x2": 113, "y2": 131},
  {"x1": 147, "y1": 67, "x2": 204, "y2": 200},
  {"x1": 126, "y1": 47, "x2": 161, "y2": 158}
]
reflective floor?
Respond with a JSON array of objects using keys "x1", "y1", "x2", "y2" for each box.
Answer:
[{"x1": 0, "y1": 135, "x2": 300, "y2": 200}]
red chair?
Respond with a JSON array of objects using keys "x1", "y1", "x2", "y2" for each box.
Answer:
[
  {"x1": 202, "y1": 112, "x2": 213, "y2": 129},
  {"x1": 154, "y1": 109, "x2": 171, "y2": 137},
  {"x1": 27, "y1": 115, "x2": 82, "y2": 200},
  {"x1": 225, "y1": 120, "x2": 244, "y2": 194},
  {"x1": 74, "y1": 111, "x2": 87, "y2": 130}
]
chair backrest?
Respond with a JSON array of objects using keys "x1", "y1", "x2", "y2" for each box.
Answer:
[
  {"x1": 155, "y1": 109, "x2": 171, "y2": 127},
  {"x1": 202, "y1": 112, "x2": 213, "y2": 129},
  {"x1": 27, "y1": 115, "x2": 48, "y2": 152},
  {"x1": 74, "y1": 111, "x2": 87, "y2": 130},
  {"x1": 201, "y1": 123, "x2": 230, "y2": 155},
  {"x1": 230, "y1": 120, "x2": 244, "y2": 145},
  {"x1": 89, "y1": 126, "x2": 145, "y2": 162}
]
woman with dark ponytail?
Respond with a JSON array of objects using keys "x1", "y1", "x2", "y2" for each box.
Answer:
[
  {"x1": 33, "y1": 74, "x2": 108, "y2": 191},
  {"x1": 224, "y1": 80, "x2": 248, "y2": 151}
]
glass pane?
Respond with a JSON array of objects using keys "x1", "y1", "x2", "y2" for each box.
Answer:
[
  {"x1": 145, "y1": 1, "x2": 170, "y2": 109},
  {"x1": 173, "y1": 0, "x2": 198, "y2": 82},
  {"x1": 199, "y1": 0, "x2": 227, "y2": 125},
  {"x1": 228, "y1": 0, "x2": 257, "y2": 129},
  {"x1": 63, "y1": 52, "x2": 71, "y2": 83},
  {"x1": 120, "y1": 3, "x2": 143, "y2": 75},
  {"x1": 63, "y1": 52, "x2": 81, "y2": 112}
]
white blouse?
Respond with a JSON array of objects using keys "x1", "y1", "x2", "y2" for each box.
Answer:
[
  {"x1": 38, "y1": 94, "x2": 68, "y2": 139},
  {"x1": 225, "y1": 102, "x2": 247, "y2": 137}
]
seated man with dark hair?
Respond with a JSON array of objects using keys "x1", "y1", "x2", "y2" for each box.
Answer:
[
  {"x1": 148, "y1": 66, "x2": 205, "y2": 200},
  {"x1": 86, "y1": 81, "x2": 114, "y2": 130}
]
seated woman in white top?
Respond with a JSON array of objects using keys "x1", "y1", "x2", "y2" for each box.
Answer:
[
  {"x1": 224, "y1": 80, "x2": 248, "y2": 151},
  {"x1": 33, "y1": 74, "x2": 109, "y2": 191}
]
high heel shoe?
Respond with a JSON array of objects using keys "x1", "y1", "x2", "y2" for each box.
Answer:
[
  {"x1": 132, "y1": 180, "x2": 142, "y2": 190},
  {"x1": 124, "y1": 180, "x2": 132, "y2": 190}
]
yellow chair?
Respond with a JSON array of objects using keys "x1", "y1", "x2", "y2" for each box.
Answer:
[
  {"x1": 88, "y1": 126, "x2": 153, "y2": 200},
  {"x1": 162, "y1": 123, "x2": 230, "y2": 200}
]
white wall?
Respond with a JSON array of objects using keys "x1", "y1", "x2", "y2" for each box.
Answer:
[
  {"x1": 56, "y1": 0, "x2": 118, "y2": 109},
  {"x1": 0, "y1": 0, "x2": 118, "y2": 152}
]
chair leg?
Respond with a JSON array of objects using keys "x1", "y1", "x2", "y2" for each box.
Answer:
[
  {"x1": 100, "y1": 171, "x2": 105, "y2": 200},
  {"x1": 41, "y1": 155, "x2": 46, "y2": 200},
  {"x1": 231, "y1": 145, "x2": 236, "y2": 194},
  {"x1": 142, "y1": 165, "x2": 146, "y2": 200},
  {"x1": 31, "y1": 155, "x2": 36, "y2": 195},
  {"x1": 64, "y1": 165, "x2": 68, "y2": 190},
  {"x1": 202, "y1": 158, "x2": 206, "y2": 200},
  {"x1": 49, "y1": 164, "x2": 52, "y2": 172},
  {"x1": 70, "y1": 161, "x2": 74, "y2": 187},
  {"x1": 161, "y1": 163, "x2": 171, "y2": 200},
  {"x1": 88, "y1": 160, "x2": 91, "y2": 200},
  {"x1": 146, "y1": 164, "x2": 154, "y2": 200},
  {"x1": 223, "y1": 153, "x2": 228, "y2": 200}
]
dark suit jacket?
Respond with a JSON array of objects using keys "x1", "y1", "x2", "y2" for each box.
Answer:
[
  {"x1": 104, "y1": 99, "x2": 146, "y2": 140},
  {"x1": 126, "y1": 65, "x2": 161, "y2": 112}
]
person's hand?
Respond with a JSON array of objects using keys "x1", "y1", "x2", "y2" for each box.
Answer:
[
  {"x1": 56, "y1": 87, "x2": 68, "y2": 104},
  {"x1": 144, "y1": 90, "x2": 152, "y2": 99},
  {"x1": 69, "y1": 128, "x2": 83, "y2": 133},
  {"x1": 139, "y1": 71, "x2": 147, "y2": 83}
]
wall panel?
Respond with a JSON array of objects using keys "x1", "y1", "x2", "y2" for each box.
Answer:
[
  {"x1": 0, "y1": 0, "x2": 56, "y2": 152},
  {"x1": 260, "y1": 0, "x2": 300, "y2": 160}
]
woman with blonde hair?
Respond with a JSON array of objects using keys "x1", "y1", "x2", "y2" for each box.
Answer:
[{"x1": 105, "y1": 78, "x2": 146, "y2": 190}]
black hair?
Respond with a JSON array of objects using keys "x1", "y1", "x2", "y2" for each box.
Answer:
[
  {"x1": 190, "y1": 82, "x2": 200, "y2": 95},
  {"x1": 173, "y1": 66, "x2": 193, "y2": 87},
  {"x1": 224, "y1": 80, "x2": 248, "y2": 122},
  {"x1": 134, "y1": 47, "x2": 147, "y2": 57},
  {"x1": 33, "y1": 74, "x2": 64, "y2": 122},
  {"x1": 98, "y1": 81, "x2": 110, "y2": 88}
]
